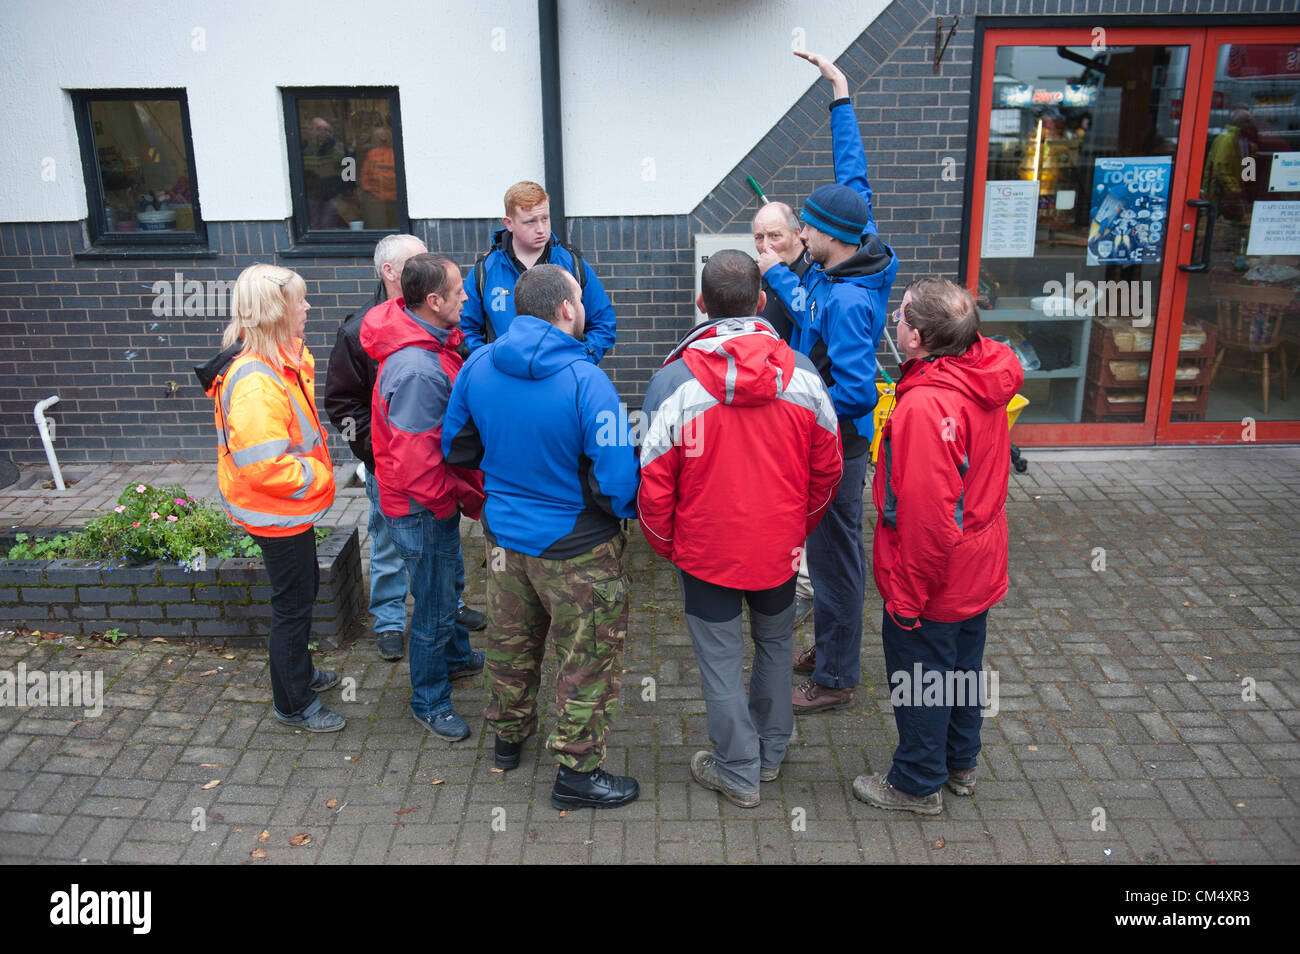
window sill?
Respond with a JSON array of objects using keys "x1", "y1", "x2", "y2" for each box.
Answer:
[
  {"x1": 74, "y1": 245, "x2": 220, "y2": 261},
  {"x1": 279, "y1": 243, "x2": 382, "y2": 259}
]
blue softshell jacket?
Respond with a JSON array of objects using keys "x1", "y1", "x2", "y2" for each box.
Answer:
[
  {"x1": 763, "y1": 97, "x2": 900, "y2": 457},
  {"x1": 461, "y1": 229, "x2": 618, "y2": 363},
  {"x1": 442, "y1": 314, "x2": 639, "y2": 559}
]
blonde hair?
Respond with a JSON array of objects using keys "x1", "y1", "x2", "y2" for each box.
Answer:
[
  {"x1": 503, "y1": 180, "x2": 548, "y2": 217},
  {"x1": 222, "y1": 264, "x2": 307, "y2": 372}
]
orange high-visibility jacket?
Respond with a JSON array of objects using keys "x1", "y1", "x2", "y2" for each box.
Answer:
[{"x1": 205, "y1": 343, "x2": 335, "y2": 537}]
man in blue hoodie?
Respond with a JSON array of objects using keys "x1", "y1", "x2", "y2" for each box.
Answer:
[
  {"x1": 759, "y1": 50, "x2": 900, "y2": 715},
  {"x1": 443, "y1": 264, "x2": 640, "y2": 810},
  {"x1": 461, "y1": 180, "x2": 617, "y2": 362}
]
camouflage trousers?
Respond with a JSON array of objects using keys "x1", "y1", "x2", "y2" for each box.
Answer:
[{"x1": 484, "y1": 532, "x2": 629, "y2": 772}]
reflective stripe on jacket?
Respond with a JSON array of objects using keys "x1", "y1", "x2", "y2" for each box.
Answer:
[{"x1": 205, "y1": 344, "x2": 336, "y2": 537}]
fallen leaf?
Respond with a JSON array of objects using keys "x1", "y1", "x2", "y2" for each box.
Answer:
[
  {"x1": 431, "y1": 780, "x2": 444, "y2": 786},
  {"x1": 932, "y1": 837, "x2": 945, "y2": 849},
  {"x1": 490, "y1": 767, "x2": 504, "y2": 774},
  {"x1": 1182, "y1": 601, "x2": 1190, "y2": 607},
  {"x1": 200, "y1": 763, "x2": 220, "y2": 768},
  {"x1": 257, "y1": 830, "x2": 270, "y2": 843},
  {"x1": 289, "y1": 833, "x2": 312, "y2": 847},
  {"x1": 395, "y1": 806, "x2": 420, "y2": 815},
  {"x1": 250, "y1": 846, "x2": 267, "y2": 859},
  {"x1": 198, "y1": 669, "x2": 219, "y2": 677},
  {"x1": 151, "y1": 637, "x2": 167, "y2": 643},
  {"x1": 232, "y1": 827, "x2": 241, "y2": 832},
  {"x1": 1027, "y1": 745, "x2": 1038, "y2": 752},
  {"x1": 584, "y1": 839, "x2": 594, "y2": 846},
  {"x1": 222, "y1": 654, "x2": 235, "y2": 659},
  {"x1": 1235, "y1": 802, "x2": 1245, "y2": 808},
  {"x1": 201, "y1": 779, "x2": 221, "y2": 790},
  {"x1": 326, "y1": 798, "x2": 338, "y2": 809},
  {"x1": 209, "y1": 812, "x2": 224, "y2": 822},
  {"x1": 559, "y1": 810, "x2": 571, "y2": 817},
  {"x1": 166, "y1": 658, "x2": 172, "y2": 664}
]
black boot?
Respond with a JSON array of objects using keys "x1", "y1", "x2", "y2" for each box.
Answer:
[
  {"x1": 495, "y1": 736, "x2": 522, "y2": 771},
  {"x1": 551, "y1": 765, "x2": 639, "y2": 810}
]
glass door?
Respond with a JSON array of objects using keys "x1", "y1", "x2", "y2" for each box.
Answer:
[
  {"x1": 969, "y1": 28, "x2": 1208, "y2": 445},
  {"x1": 1158, "y1": 29, "x2": 1300, "y2": 444}
]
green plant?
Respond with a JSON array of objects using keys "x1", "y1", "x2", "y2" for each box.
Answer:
[
  {"x1": 7, "y1": 532, "x2": 73, "y2": 560},
  {"x1": 101, "y1": 627, "x2": 129, "y2": 645}
]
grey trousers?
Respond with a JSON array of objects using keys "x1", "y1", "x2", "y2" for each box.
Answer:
[{"x1": 680, "y1": 570, "x2": 797, "y2": 791}]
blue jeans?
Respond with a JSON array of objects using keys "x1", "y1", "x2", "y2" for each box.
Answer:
[
  {"x1": 881, "y1": 610, "x2": 989, "y2": 797},
  {"x1": 383, "y1": 508, "x2": 474, "y2": 717},
  {"x1": 365, "y1": 470, "x2": 409, "y2": 634},
  {"x1": 807, "y1": 448, "x2": 869, "y2": 688}
]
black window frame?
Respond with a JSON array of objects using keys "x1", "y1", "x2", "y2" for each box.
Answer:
[
  {"x1": 281, "y1": 86, "x2": 410, "y2": 248},
  {"x1": 71, "y1": 88, "x2": 208, "y2": 249}
]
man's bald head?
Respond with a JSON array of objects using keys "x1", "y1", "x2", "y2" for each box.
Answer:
[{"x1": 752, "y1": 202, "x2": 804, "y2": 266}]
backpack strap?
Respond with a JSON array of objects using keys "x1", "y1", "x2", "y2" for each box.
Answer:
[{"x1": 473, "y1": 251, "x2": 497, "y2": 343}]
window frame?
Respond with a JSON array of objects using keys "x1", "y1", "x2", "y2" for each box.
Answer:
[
  {"x1": 281, "y1": 86, "x2": 410, "y2": 247},
  {"x1": 71, "y1": 88, "x2": 208, "y2": 249}
]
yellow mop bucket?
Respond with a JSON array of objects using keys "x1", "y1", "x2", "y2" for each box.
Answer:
[{"x1": 870, "y1": 383, "x2": 1030, "y2": 464}]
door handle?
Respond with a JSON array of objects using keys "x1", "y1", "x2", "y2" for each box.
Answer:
[{"x1": 1178, "y1": 199, "x2": 1217, "y2": 273}]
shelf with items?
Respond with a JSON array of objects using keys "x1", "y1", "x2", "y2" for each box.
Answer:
[
  {"x1": 1082, "y1": 318, "x2": 1217, "y2": 421},
  {"x1": 981, "y1": 297, "x2": 1091, "y2": 422}
]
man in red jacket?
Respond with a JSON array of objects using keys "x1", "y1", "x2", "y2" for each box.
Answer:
[
  {"x1": 639, "y1": 250, "x2": 843, "y2": 808},
  {"x1": 854, "y1": 277, "x2": 1023, "y2": 815},
  {"x1": 362, "y1": 254, "x2": 486, "y2": 743}
]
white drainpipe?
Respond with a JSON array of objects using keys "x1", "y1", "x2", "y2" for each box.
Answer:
[{"x1": 34, "y1": 395, "x2": 65, "y2": 491}]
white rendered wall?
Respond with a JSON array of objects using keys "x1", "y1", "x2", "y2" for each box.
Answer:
[{"x1": 0, "y1": 0, "x2": 886, "y2": 223}]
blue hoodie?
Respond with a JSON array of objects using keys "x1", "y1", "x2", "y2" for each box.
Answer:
[
  {"x1": 442, "y1": 314, "x2": 639, "y2": 559},
  {"x1": 763, "y1": 98, "x2": 900, "y2": 457},
  {"x1": 461, "y1": 229, "x2": 618, "y2": 363}
]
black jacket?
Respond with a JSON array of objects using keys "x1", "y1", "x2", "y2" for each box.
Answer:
[{"x1": 324, "y1": 283, "x2": 386, "y2": 471}]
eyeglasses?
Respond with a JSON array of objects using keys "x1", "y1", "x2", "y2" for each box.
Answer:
[{"x1": 892, "y1": 308, "x2": 908, "y2": 326}]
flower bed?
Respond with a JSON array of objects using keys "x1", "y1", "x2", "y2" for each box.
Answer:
[{"x1": 0, "y1": 482, "x2": 363, "y2": 648}]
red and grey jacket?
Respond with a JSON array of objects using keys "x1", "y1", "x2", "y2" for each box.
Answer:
[
  {"x1": 637, "y1": 317, "x2": 844, "y2": 591},
  {"x1": 872, "y1": 335, "x2": 1024, "y2": 625},
  {"x1": 360, "y1": 298, "x2": 484, "y2": 520}
]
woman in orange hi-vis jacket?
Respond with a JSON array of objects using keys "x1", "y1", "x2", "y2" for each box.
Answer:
[{"x1": 195, "y1": 264, "x2": 343, "y2": 732}]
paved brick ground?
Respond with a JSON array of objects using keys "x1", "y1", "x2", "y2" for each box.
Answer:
[{"x1": 1, "y1": 447, "x2": 1297, "y2": 864}]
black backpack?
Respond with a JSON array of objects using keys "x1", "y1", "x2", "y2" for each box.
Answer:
[{"x1": 473, "y1": 240, "x2": 589, "y2": 343}]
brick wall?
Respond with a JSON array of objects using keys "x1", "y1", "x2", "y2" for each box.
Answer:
[{"x1": 0, "y1": 0, "x2": 1273, "y2": 463}]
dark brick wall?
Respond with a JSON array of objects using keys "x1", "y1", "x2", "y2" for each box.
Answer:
[{"x1": 0, "y1": 0, "x2": 1276, "y2": 463}]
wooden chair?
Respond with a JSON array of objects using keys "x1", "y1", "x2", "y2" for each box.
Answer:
[{"x1": 1208, "y1": 284, "x2": 1295, "y2": 415}]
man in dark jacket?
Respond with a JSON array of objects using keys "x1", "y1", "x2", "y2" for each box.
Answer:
[
  {"x1": 759, "y1": 50, "x2": 899, "y2": 715},
  {"x1": 854, "y1": 278, "x2": 1022, "y2": 815},
  {"x1": 639, "y1": 250, "x2": 842, "y2": 809},
  {"x1": 325, "y1": 234, "x2": 485, "y2": 662},
  {"x1": 443, "y1": 264, "x2": 640, "y2": 810}
]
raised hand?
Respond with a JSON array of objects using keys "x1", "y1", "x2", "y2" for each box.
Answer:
[{"x1": 794, "y1": 49, "x2": 849, "y2": 100}]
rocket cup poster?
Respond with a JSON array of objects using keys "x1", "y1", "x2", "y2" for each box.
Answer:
[{"x1": 1087, "y1": 157, "x2": 1172, "y2": 266}]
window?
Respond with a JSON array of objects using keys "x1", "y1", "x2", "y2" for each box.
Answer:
[
  {"x1": 72, "y1": 90, "x2": 206, "y2": 247},
  {"x1": 282, "y1": 87, "x2": 408, "y2": 245}
]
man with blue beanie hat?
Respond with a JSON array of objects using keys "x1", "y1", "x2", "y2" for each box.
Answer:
[{"x1": 758, "y1": 49, "x2": 899, "y2": 715}]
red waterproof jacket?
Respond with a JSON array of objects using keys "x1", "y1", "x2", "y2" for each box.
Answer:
[
  {"x1": 872, "y1": 335, "x2": 1023, "y2": 624},
  {"x1": 638, "y1": 317, "x2": 844, "y2": 591},
  {"x1": 361, "y1": 298, "x2": 484, "y2": 520}
]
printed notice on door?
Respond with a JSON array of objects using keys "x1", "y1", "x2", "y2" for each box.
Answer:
[
  {"x1": 982, "y1": 181, "x2": 1038, "y2": 258},
  {"x1": 1246, "y1": 201, "x2": 1300, "y2": 256}
]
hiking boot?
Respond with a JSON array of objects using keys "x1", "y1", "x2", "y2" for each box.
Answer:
[
  {"x1": 690, "y1": 751, "x2": 759, "y2": 808},
  {"x1": 792, "y1": 679, "x2": 854, "y2": 714},
  {"x1": 448, "y1": 649, "x2": 485, "y2": 682},
  {"x1": 412, "y1": 708, "x2": 471, "y2": 742},
  {"x1": 274, "y1": 706, "x2": 346, "y2": 733},
  {"x1": 793, "y1": 644, "x2": 816, "y2": 674},
  {"x1": 458, "y1": 605, "x2": 487, "y2": 631},
  {"x1": 551, "y1": 765, "x2": 639, "y2": 810},
  {"x1": 852, "y1": 773, "x2": 943, "y2": 815},
  {"x1": 495, "y1": 735, "x2": 523, "y2": 771},
  {"x1": 376, "y1": 630, "x2": 404, "y2": 661},
  {"x1": 946, "y1": 766, "x2": 976, "y2": 796},
  {"x1": 309, "y1": 668, "x2": 340, "y2": 692}
]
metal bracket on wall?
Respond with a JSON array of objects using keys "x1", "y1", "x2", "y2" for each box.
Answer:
[{"x1": 934, "y1": 16, "x2": 959, "y2": 74}]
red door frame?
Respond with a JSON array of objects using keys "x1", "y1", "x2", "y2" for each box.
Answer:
[
  {"x1": 967, "y1": 26, "x2": 1298, "y2": 446},
  {"x1": 1155, "y1": 25, "x2": 1300, "y2": 445}
]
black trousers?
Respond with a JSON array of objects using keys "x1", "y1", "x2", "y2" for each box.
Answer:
[{"x1": 252, "y1": 528, "x2": 320, "y2": 718}]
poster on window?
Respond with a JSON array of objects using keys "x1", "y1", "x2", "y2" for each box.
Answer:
[
  {"x1": 981, "y1": 180, "x2": 1039, "y2": 259},
  {"x1": 1086, "y1": 156, "x2": 1172, "y2": 266}
]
